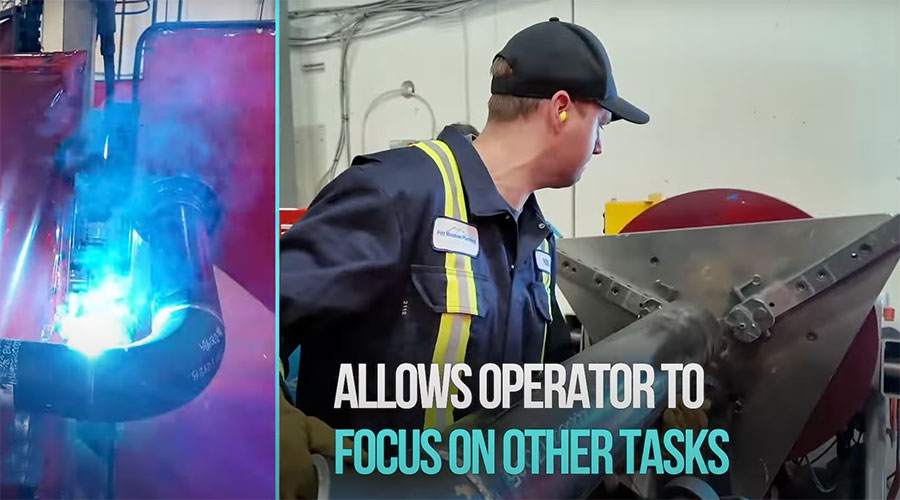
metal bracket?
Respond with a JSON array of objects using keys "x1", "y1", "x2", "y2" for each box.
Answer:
[
  {"x1": 560, "y1": 260, "x2": 672, "y2": 318},
  {"x1": 726, "y1": 215, "x2": 900, "y2": 342}
]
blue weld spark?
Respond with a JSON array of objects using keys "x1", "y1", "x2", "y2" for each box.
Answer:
[{"x1": 58, "y1": 275, "x2": 136, "y2": 358}]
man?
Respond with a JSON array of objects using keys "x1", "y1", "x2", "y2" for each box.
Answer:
[{"x1": 280, "y1": 17, "x2": 649, "y2": 498}]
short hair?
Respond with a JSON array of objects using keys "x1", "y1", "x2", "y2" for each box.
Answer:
[{"x1": 487, "y1": 57, "x2": 543, "y2": 122}]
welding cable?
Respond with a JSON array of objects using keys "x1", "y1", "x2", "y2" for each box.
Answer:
[
  {"x1": 314, "y1": 20, "x2": 362, "y2": 192},
  {"x1": 93, "y1": 0, "x2": 117, "y2": 98},
  {"x1": 804, "y1": 430, "x2": 863, "y2": 496},
  {"x1": 292, "y1": 0, "x2": 484, "y2": 193},
  {"x1": 360, "y1": 83, "x2": 437, "y2": 154},
  {"x1": 0, "y1": 177, "x2": 225, "y2": 422},
  {"x1": 116, "y1": 1, "x2": 151, "y2": 15},
  {"x1": 808, "y1": 438, "x2": 838, "y2": 465},
  {"x1": 805, "y1": 454, "x2": 839, "y2": 494}
]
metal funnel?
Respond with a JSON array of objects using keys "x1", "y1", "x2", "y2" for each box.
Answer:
[{"x1": 556, "y1": 214, "x2": 900, "y2": 498}]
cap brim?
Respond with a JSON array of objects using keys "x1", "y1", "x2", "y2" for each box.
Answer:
[{"x1": 600, "y1": 95, "x2": 649, "y2": 125}]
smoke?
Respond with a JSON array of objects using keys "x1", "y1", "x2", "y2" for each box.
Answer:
[
  {"x1": 133, "y1": 26, "x2": 274, "y2": 220},
  {"x1": 53, "y1": 25, "x2": 275, "y2": 354}
]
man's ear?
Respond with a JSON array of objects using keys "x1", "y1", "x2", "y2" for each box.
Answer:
[
  {"x1": 551, "y1": 90, "x2": 572, "y2": 114},
  {"x1": 550, "y1": 91, "x2": 572, "y2": 130}
]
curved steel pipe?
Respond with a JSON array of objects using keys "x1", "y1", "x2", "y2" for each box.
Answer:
[
  {"x1": 0, "y1": 177, "x2": 224, "y2": 422},
  {"x1": 316, "y1": 303, "x2": 720, "y2": 499}
]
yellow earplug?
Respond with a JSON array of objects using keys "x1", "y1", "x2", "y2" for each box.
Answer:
[{"x1": 559, "y1": 111, "x2": 567, "y2": 122}]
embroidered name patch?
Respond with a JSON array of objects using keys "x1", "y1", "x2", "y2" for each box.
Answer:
[
  {"x1": 535, "y1": 250, "x2": 552, "y2": 274},
  {"x1": 432, "y1": 217, "x2": 479, "y2": 257}
]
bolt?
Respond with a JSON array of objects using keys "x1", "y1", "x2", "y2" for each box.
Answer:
[
  {"x1": 796, "y1": 282, "x2": 807, "y2": 292},
  {"x1": 752, "y1": 275, "x2": 762, "y2": 285},
  {"x1": 806, "y1": 332, "x2": 818, "y2": 341},
  {"x1": 728, "y1": 306, "x2": 763, "y2": 342}
]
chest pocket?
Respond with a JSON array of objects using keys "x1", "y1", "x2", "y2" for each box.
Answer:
[{"x1": 411, "y1": 139, "x2": 486, "y2": 430}]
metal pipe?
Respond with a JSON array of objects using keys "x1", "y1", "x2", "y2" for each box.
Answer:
[
  {"x1": 0, "y1": 177, "x2": 224, "y2": 422},
  {"x1": 884, "y1": 361, "x2": 900, "y2": 381},
  {"x1": 131, "y1": 20, "x2": 274, "y2": 99},
  {"x1": 315, "y1": 302, "x2": 719, "y2": 499}
]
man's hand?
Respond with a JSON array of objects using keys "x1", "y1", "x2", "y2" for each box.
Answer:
[{"x1": 280, "y1": 394, "x2": 355, "y2": 499}]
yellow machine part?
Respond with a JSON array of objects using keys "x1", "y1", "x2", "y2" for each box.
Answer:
[{"x1": 604, "y1": 193, "x2": 664, "y2": 234}]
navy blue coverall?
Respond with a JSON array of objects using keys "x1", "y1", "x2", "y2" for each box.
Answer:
[{"x1": 280, "y1": 126, "x2": 574, "y2": 432}]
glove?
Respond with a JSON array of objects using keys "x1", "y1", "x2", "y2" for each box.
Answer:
[
  {"x1": 662, "y1": 398, "x2": 711, "y2": 433},
  {"x1": 279, "y1": 393, "x2": 356, "y2": 499}
]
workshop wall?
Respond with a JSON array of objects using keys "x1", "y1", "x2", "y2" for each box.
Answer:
[
  {"x1": 87, "y1": 0, "x2": 275, "y2": 80},
  {"x1": 287, "y1": 0, "x2": 900, "y2": 300}
]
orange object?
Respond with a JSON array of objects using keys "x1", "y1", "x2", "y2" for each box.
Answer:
[{"x1": 280, "y1": 208, "x2": 307, "y2": 235}]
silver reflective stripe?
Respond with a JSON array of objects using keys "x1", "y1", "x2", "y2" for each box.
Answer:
[
  {"x1": 444, "y1": 312, "x2": 465, "y2": 366},
  {"x1": 422, "y1": 140, "x2": 474, "y2": 313},
  {"x1": 423, "y1": 140, "x2": 463, "y2": 221},
  {"x1": 433, "y1": 314, "x2": 467, "y2": 428},
  {"x1": 417, "y1": 139, "x2": 477, "y2": 430}
]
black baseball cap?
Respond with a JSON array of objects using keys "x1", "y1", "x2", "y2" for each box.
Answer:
[{"x1": 491, "y1": 17, "x2": 649, "y2": 125}]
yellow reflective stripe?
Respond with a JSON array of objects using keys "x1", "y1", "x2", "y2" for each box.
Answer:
[
  {"x1": 424, "y1": 313, "x2": 473, "y2": 429},
  {"x1": 414, "y1": 140, "x2": 478, "y2": 430},
  {"x1": 425, "y1": 314, "x2": 455, "y2": 430},
  {"x1": 434, "y1": 139, "x2": 478, "y2": 315},
  {"x1": 413, "y1": 143, "x2": 454, "y2": 220},
  {"x1": 433, "y1": 140, "x2": 469, "y2": 224},
  {"x1": 279, "y1": 359, "x2": 285, "y2": 379}
]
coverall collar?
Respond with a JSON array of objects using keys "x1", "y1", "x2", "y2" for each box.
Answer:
[{"x1": 437, "y1": 126, "x2": 547, "y2": 224}]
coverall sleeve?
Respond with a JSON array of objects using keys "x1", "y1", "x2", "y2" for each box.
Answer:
[{"x1": 279, "y1": 165, "x2": 405, "y2": 361}]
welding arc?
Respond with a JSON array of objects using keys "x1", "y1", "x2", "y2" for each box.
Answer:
[{"x1": 0, "y1": 177, "x2": 225, "y2": 422}]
